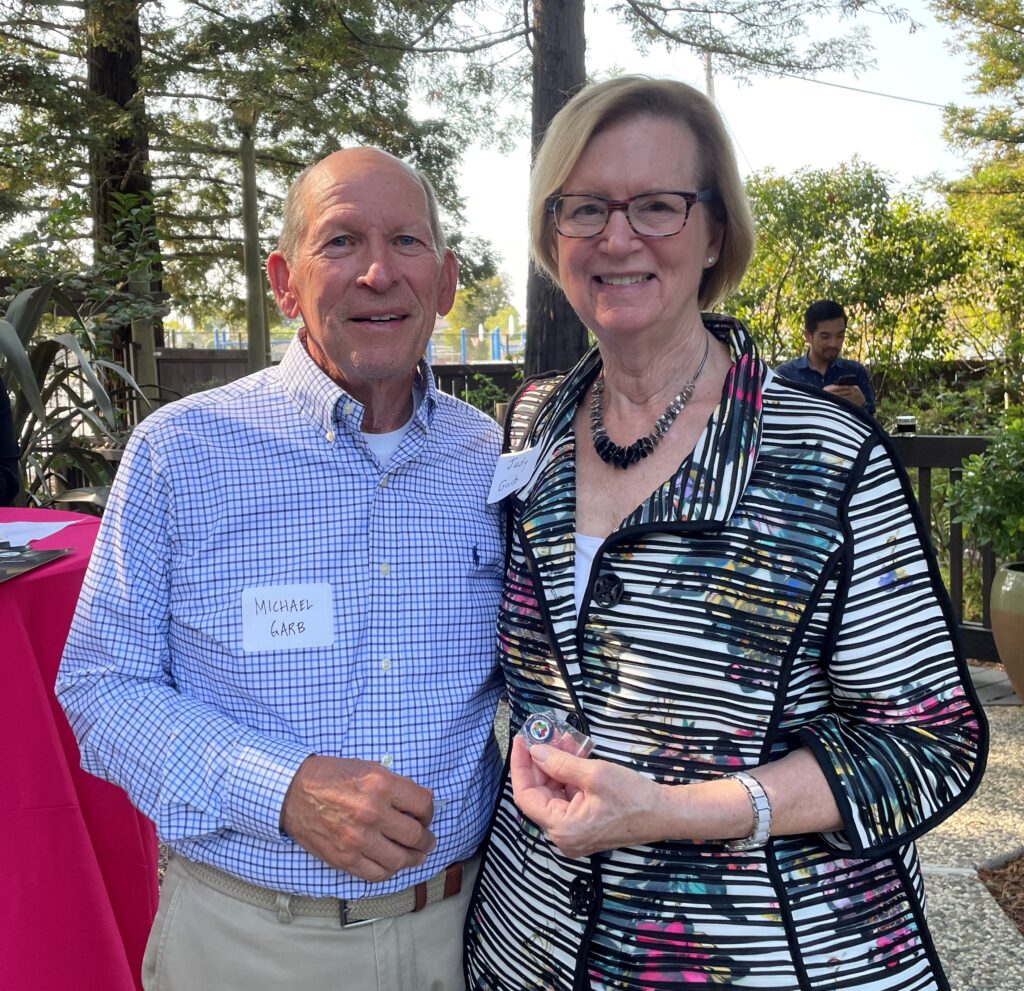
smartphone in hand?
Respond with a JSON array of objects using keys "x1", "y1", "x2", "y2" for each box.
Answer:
[{"x1": 836, "y1": 375, "x2": 858, "y2": 386}]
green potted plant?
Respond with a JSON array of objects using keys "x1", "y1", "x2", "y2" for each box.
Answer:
[{"x1": 950, "y1": 418, "x2": 1024, "y2": 700}]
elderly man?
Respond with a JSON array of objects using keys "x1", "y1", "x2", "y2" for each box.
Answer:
[{"x1": 57, "y1": 148, "x2": 504, "y2": 990}]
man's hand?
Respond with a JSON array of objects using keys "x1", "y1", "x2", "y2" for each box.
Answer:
[
  {"x1": 280, "y1": 755, "x2": 436, "y2": 881},
  {"x1": 824, "y1": 384, "x2": 866, "y2": 407}
]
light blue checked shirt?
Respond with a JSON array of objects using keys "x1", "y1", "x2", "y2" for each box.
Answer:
[{"x1": 57, "y1": 337, "x2": 505, "y2": 898}]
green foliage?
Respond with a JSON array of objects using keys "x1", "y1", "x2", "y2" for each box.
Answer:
[
  {"x1": 942, "y1": 166, "x2": 1024, "y2": 411},
  {"x1": 0, "y1": 281, "x2": 149, "y2": 509},
  {"x1": 874, "y1": 378, "x2": 1012, "y2": 436},
  {"x1": 618, "y1": 0, "x2": 908, "y2": 78},
  {"x1": 462, "y1": 371, "x2": 518, "y2": 417},
  {"x1": 950, "y1": 419, "x2": 1024, "y2": 562},
  {"x1": 730, "y1": 161, "x2": 974, "y2": 369},
  {"x1": 0, "y1": 0, "x2": 519, "y2": 317},
  {"x1": 936, "y1": 0, "x2": 1024, "y2": 157},
  {"x1": 447, "y1": 273, "x2": 518, "y2": 333}
]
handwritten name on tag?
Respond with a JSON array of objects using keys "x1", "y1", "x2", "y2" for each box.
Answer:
[
  {"x1": 242, "y1": 583, "x2": 334, "y2": 652},
  {"x1": 487, "y1": 447, "x2": 542, "y2": 504}
]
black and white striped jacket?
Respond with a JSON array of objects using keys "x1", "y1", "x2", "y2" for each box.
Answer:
[{"x1": 465, "y1": 315, "x2": 987, "y2": 991}]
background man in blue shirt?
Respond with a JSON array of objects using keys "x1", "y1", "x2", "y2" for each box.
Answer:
[
  {"x1": 775, "y1": 299, "x2": 876, "y2": 414},
  {"x1": 58, "y1": 148, "x2": 505, "y2": 990}
]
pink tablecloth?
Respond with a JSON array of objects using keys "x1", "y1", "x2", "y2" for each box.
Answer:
[{"x1": 0, "y1": 507, "x2": 158, "y2": 991}]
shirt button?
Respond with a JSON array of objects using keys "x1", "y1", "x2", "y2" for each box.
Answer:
[
  {"x1": 325, "y1": 430, "x2": 335, "y2": 442},
  {"x1": 380, "y1": 657, "x2": 391, "y2": 672},
  {"x1": 343, "y1": 402, "x2": 354, "y2": 415},
  {"x1": 379, "y1": 562, "x2": 390, "y2": 577},
  {"x1": 379, "y1": 475, "x2": 388, "y2": 488},
  {"x1": 568, "y1": 877, "x2": 597, "y2": 916},
  {"x1": 593, "y1": 573, "x2": 624, "y2": 607},
  {"x1": 380, "y1": 753, "x2": 394, "y2": 768}
]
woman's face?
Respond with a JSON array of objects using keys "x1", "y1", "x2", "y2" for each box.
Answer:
[{"x1": 555, "y1": 115, "x2": 722, "y2": 348}]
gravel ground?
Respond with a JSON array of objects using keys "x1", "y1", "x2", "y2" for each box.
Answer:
[{"x1": 917, "y1": 705, "x2": 1024, "y2": 991}]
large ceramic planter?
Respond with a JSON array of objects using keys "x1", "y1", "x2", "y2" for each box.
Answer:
[{"x1": 991, "y1": 562, "x2": 1024, "y2": 702}]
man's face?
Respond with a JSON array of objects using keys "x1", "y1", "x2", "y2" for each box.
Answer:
[
  {"x1": 805, "y1": 316, "x2": 847, "y2": 367},
  {"x1": 267, "y1": 149, "x2": 457, "y2": 397}
]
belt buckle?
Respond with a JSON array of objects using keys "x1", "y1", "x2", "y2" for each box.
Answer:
[{"x1": 339, "y1": 900, "x2": 376, "y2": 929}]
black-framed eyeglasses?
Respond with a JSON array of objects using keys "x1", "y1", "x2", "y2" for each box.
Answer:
[{"x1": 546, "y1": 189, "x2": 716, "y2": 238}]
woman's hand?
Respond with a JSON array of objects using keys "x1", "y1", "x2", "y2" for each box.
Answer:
[
  {"x1": 510, "y1": 738, "x2": 844, "y2": 858},
  {"x1": 509, "y1": 736, "x2": 669, "y2": 858}
]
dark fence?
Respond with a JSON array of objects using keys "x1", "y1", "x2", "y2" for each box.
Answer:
[
  {"x1": 153, "y1": 348, "x2": 250, "y2": 399},
  {"x1": 889, "y1": 434, "x2": 997, "y2": 661},
  {"x1": 153, "y1": 351, "x2": 521, "y2": 411},
  {"x1": 430, "y1": 363, "x2": 520, "y2": 405}
]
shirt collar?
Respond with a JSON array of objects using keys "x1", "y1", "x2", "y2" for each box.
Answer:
[{"x1": 276, "y1": 333, "x2": 438, "y2": 438}]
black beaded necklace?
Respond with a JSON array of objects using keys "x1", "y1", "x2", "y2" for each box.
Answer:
[{"x1": 590, "y1": 334, "x2": 711, "y2": 470}]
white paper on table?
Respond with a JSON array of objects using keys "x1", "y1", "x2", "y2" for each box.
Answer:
[{"x1": 0, "y1": 519, "x2": 89, "y2": 548}]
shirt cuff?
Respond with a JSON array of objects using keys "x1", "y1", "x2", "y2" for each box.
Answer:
[{"x1": 223, "y1": 735, "x2": 314, "y2": 841}]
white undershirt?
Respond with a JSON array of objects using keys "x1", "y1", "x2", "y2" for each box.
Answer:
[
  {"x1": 574, "y1": 532, "x2": 604, "y2": 615},
  {"x1": 360, "y1": 386, "x2": 422, "y2": 467}
]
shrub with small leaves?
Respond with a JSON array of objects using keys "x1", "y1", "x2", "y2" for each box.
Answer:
[{"x1": 951, "y1": 419, "x2": 1024, "y2": 562}]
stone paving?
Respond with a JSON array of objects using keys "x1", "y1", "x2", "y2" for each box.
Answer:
[{"x1": 918, "y1": 676, "x2": 1024, "y2": 991}]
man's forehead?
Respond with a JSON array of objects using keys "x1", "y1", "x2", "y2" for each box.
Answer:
[{"x1": 303, "y1": 151, "x2": 426, "y2": 216}]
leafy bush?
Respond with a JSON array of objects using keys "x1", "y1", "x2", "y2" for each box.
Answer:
[
  {"x1": 950, "y1": 419, "x2": 1024, "y2": 562},
  {"x1": 463, "y1": 371, "x2": 519, "y2": 417},
  {"x1": 0, "y1": 281, "x2": 149, "y2": 508}
]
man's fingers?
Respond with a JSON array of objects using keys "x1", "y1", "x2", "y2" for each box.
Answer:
[
  {"x1": 280, "y1": 755, "x2": 438, "y2": 876},
  {"x1": 380, "y1": 806, "x2": 437, "y2": 854}
]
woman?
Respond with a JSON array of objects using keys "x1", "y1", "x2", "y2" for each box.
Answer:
[{"x1": 466, "y1": 76, "x2": 986, "y2": 991}]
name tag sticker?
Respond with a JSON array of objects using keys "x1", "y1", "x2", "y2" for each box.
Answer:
[
  {"x1": 242, "y1": 583, "x2": 334, "y2": 652},
  {"x1": 488, "y1": 446, "x2": 542, "y2": 504}
]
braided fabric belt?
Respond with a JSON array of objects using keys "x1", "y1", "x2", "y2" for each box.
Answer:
[{"x1": 179, "y1": 856, "x2": 465, "y2": 927}]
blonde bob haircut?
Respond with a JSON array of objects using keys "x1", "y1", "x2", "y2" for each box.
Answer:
[{"x1": 529, "y1": 75, "x2": 755, "y2": 310}]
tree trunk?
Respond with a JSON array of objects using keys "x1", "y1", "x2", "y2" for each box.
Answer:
[
  {"x1": 524, "y1": 0, "x2": 588, "y2": 377},
  {"x1": 238, "y1": 123, "x2": 271, "y2": 372},
  {"x1": 86, "y1": 0, "x2": 150, "y2": 242},
  {"x1": 86, "y1": 0, "x2": 164, "y2": 376}
]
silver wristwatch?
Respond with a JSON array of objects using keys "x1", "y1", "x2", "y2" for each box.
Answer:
[{"x1": 723, "y1": 770, "x2": 772, "y2": 851}]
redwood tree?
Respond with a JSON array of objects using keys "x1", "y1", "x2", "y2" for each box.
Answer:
[{"x1": 524, "y1": 0, "x2": 587, "y2": 377}]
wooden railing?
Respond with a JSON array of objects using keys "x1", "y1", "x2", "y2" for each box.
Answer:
[{"x1": 889, "y1": 435, "x2": 998, "y2": 661}]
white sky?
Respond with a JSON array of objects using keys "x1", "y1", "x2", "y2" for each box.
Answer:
[{"x1": 458, "y1": 0, "x2": 980, "y2": 315}]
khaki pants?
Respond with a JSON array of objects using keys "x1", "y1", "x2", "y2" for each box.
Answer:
[{"x1": 142, "y1": 857, "x2": 478, "y2": 991}]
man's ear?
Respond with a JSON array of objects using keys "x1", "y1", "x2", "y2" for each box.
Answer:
[
  {"x1": 267, "y1": 251, "x2": 301, "y2": 319},
  {"x1": 435, "y1": 249, "x2": 460, "y2": 316}
]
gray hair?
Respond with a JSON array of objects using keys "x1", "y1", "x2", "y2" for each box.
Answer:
[{"x1": 276, "y1": 152, "x2": 447, "y2": 263}]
